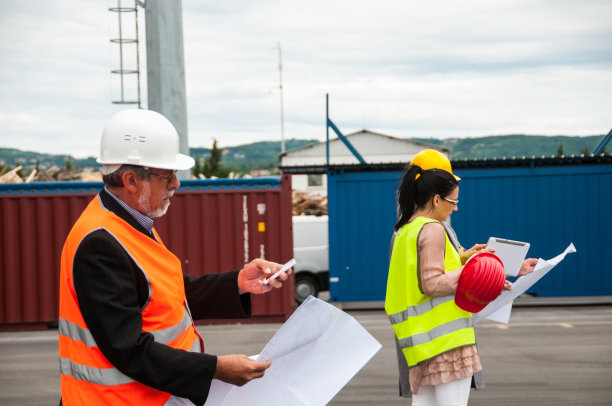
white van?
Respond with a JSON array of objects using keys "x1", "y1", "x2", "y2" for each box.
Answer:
[{"x1": 292, "y1": 215, "x2": 329, "y2": 304}]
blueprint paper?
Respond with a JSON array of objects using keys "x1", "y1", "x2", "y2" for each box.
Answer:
[
  {"x1": 473, "y1": 243, "x2": 576, "y2": 324},
  {"x1": 483, "y1": 303, "x2": 513, "y2": 324},
  {"x1": 205, "y1": 296, "x2": 382, "y2": 405}
]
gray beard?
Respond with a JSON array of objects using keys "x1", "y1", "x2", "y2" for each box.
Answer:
[{"x1": 138, "y1": 181, "x2": 172, "y2": 218}]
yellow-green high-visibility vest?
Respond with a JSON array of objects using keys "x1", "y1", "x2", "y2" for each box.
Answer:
[{"x1": 385, "y1": 216, "x2": 475, "y2": 367}]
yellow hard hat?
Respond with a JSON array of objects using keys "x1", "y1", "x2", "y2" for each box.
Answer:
[{"x1": 410, "y1": 149, "x2": 460, "y2": 180}]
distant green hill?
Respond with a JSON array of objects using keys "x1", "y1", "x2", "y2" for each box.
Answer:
[
  {"x1": 413, "y1": 134, "x2": 607, "y2": 160},
  {"x1": 0, "y1": 139, "x2": 319, "y2": 175},
  {"x1": 0, "y1": 148, "x2": 98, "y2": 170},
  {"x1": 1, "y1": 134, "x2": 608, "y2": 175},
  {"x1": 191, "y1": 139, "x2": 318, "y2": 174}
]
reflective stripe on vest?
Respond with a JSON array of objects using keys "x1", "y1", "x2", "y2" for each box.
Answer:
[
  {"x1": 60, "y1": 357, "x2": 135, "y2": 386},
  {"x1": 59, "y1": 336, "x2": 201, "y2": 388},
  {"x1": 387, "y1": 295, "x2": 454, "y2": 325},
  {"x1": 59, "y1": 334, "x2": 202, "y2": 388},
  {"x1": 58, "y1": 310, "x2": 195, "y2": 349},
  {"x1": 385, "y1": 217, "x2": 476, "y2": 366},
  {"x1": 396, "y1": 316, "x2": 474, "y2": 348},
  {"x1": 58, "y1": 195, "x2": 202, "y2": 405}
]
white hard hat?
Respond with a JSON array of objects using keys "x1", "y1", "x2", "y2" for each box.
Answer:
[{"x1": 97, "y1": 109, "x2": 195, "y2": 171}]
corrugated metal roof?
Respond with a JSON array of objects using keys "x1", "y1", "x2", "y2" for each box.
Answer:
[
  {"x1": 280, "y1": 154, "x2": 612, "y2": 174},
  {"x1": 452, "y1": 154, "x2": 612, "y2": 168},
  {"x1": 279, "y1": 130, "x2": 450, "y2": 159}
]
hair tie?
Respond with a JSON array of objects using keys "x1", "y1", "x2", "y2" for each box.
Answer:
[{"x1": 414, "y1": 166, "x2": 423, "y2": 180}]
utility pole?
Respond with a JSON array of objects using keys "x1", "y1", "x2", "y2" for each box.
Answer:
[
  {"x1": 276, "y1": 42, "x2": 286, "y2": 154},
  {"x1": 145, "y1": 0, "x2": 190, "y2": 179}
]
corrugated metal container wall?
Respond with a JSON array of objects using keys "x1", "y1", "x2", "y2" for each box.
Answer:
[
  {"x1": 0, "y1": 176, "x2": 294, "y2": 330},
  {"x1": 327, "y1": 170, "x2": 399, "y2": 302},
  {"x1": 327, "y1": 160, "x2": 612, "y2": 302},
  {"x1": 155, "y1": 177, "x2": 295, "y2": 322},
  {"x1": 0, "y1": 185, "x2": 99, "y2": 329},
  {"x1": 452, "y1": 163, "x2": 612, "y2": 296}
]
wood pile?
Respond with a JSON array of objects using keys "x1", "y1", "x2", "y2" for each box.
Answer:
[
  {"x1": 292, "y1": 190, "x2": 327, "y2": 216},
  {"x1": 0, "y1": 166, "x2": 102, "y2": 184},
  {"x1": 0, "y1": 166, "x2": 30, "y2": 183}
]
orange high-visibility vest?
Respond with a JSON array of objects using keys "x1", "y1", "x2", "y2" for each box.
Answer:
[{"x1": 58, "y1": 195, "x2": 203, "y2": 406}]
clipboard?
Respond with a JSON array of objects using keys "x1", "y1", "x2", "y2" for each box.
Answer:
[{"x1": 486, "y1": 237, "x2": 530, "y2": 277}]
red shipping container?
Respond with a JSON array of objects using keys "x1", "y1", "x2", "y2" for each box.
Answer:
[{"x1": 0, "y1": 176, "x2": 295, "y2": 330}]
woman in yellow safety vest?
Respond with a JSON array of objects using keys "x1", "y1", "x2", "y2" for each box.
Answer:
[{"x1": 385, "y1": 149, "x2": 536, "y2": 406}]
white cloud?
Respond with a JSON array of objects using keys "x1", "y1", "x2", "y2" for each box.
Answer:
[{"x1": 0, "y1": 0, "x2": 610, "y2": 157}]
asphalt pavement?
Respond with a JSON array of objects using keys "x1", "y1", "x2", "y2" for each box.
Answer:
[{"x1": 1, "y1": 304, "x2": 611, "y2": 405}]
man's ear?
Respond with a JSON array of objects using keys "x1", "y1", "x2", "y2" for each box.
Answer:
[{"x1": 121, "y1": 171, "x2": 139, "y2": 193}]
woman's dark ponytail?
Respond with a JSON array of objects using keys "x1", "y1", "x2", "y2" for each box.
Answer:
[
  {"x1": 394, "y1": 165, "x2": 420, "y2": 231},
  {"x1": 394, "y1": 165, "x2": 458, "y2": 231}
]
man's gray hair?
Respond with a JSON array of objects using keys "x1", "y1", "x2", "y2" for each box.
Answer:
[{"x1": 102, "y1": 165, "x2": 151, "y2": 187}]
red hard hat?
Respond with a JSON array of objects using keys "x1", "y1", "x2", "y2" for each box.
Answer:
[{"x1": 455, "y1": 252, "x2": 505, "y2": 313}]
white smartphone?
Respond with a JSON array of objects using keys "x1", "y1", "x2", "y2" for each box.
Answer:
[{"x1": 263, "y1": 258, "x2": 296, "y2": 285}]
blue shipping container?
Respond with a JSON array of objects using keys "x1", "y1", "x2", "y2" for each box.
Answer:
[
  {"x1": 327, "y1": 170, "x2": 399, "y2": 302},
  {"x1": 327, "y1": 158, "x2": 612, "y2": 302}
]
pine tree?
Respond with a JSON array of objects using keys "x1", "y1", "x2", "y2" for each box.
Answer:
[
  {"x1": 203, "y1": 139, "x2": 232, "y2": 178},
  {"x1": 557, "y1": 143, "x2": 564, "y2": 157},
  {"x1": 191, "y1": 155, "x2": 203, "y2": 178}
]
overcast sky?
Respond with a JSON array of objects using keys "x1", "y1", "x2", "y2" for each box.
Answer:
[{"x1": 0, "y1": 0, "x2": 611, "y2": 158}]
